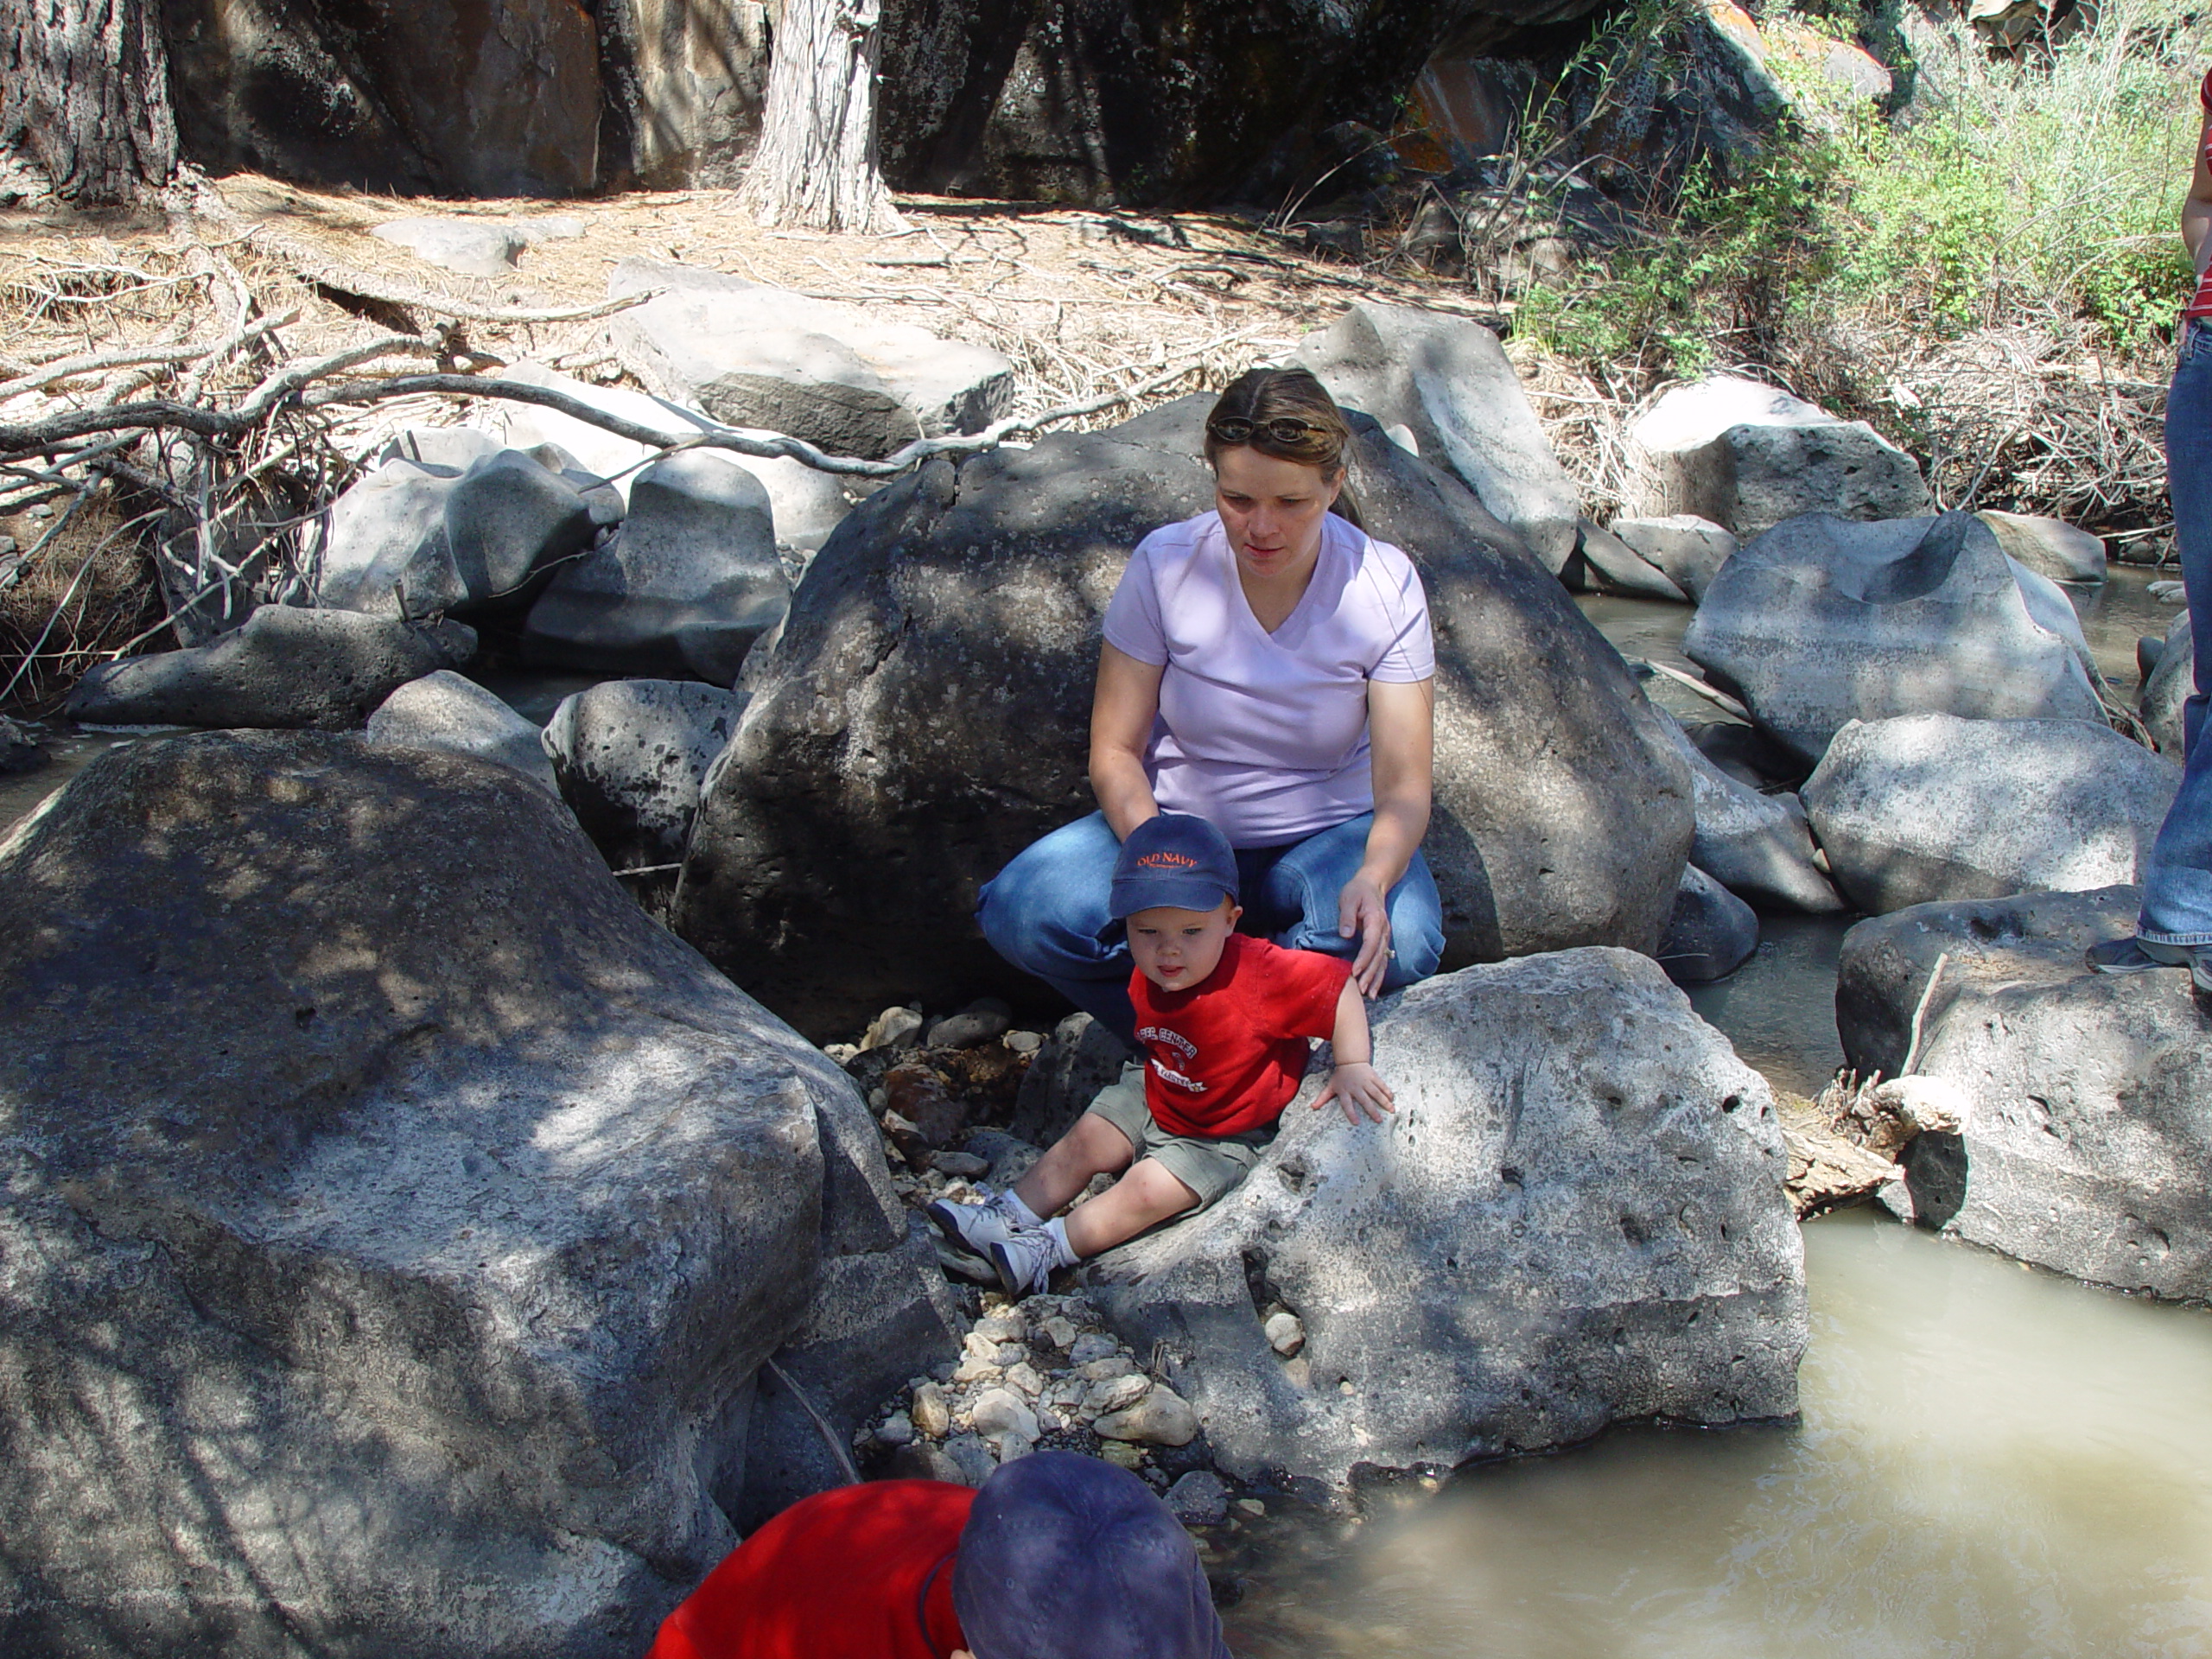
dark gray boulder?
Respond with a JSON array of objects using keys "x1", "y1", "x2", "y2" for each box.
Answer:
[
  {"x1": 1007, "y1": 1012, "x2": 1134, "y2": 1149},
  {"x1": 445, "y1": 448, "x2": 607, "y2": 607},
  {"x1": 1802, "y1": 713, "x2": 2179, "y2": 914},
  {"x1": 542, "y1": 679, "x2": 748, "y2": 871},
  {"x1": 0, "y1": 730, "x2": 906, "y2": 1657},
  {"x1": 1682, "y1": 512, "x2": 2105, "y2": 766},
  {"x1": 1658, "y1": 862, "x2": 1760, "y2": 982},
  {"x1": 1087, "y1": 949, "x2": 1806, "y2": 1488},
  {"x1": 671, "y1": 394, "x2": 1691, "y2": 1038},
  {"x1": 1573, "y1": 518, "x2": 1688, "y2": 600},
  {"x1": 1837, "y1": 887, "x2": 2212, "y2": 1301},
  {"x1": 65, "y1": 607, "x2": 476, "y2": 730},
  {"x1": 522, "y1": 451, "x2": 787, "y2": 683}
]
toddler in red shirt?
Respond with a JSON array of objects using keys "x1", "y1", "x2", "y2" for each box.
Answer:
[{"x1": 933, "y1": 812, "x2": 1395, "y2": 1295}]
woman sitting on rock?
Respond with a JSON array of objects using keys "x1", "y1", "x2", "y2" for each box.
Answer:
[{"x1": 977, "y1": 366, "x2": 1444, "y2": 1039}]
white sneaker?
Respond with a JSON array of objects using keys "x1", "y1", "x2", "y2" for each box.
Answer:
[
  {"x1": 926, "y1": 1191, "x2": 1027, "y2": 1267},
  {"x1": 988, "y1": 1227, "x2": 1062, "y2": 1297}
]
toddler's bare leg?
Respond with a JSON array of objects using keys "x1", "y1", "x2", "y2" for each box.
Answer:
[
  {"x1": 1014, "y1": 1112, "x2": 1136, "y2": 1217},
  {"x1": 1063, "y1": 1158, "x2": 1198, "y2": 1257}
]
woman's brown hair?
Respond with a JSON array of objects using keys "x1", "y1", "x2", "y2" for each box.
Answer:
[{"x1": 1203, "y1": 367, "x2": 1352, "y2": 479}]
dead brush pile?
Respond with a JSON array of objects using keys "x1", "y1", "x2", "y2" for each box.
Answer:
[{"x1": 0, "y1": 176, "x2": 1506, "y2": 718}]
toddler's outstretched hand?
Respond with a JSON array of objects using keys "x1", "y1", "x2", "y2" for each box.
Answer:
[{"x1": 1315, "y1": 1060, "x2": 1395, "y2": 1125}]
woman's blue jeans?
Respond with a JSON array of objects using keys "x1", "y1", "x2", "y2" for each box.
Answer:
[
  {"x1": 976, "y1": 810, "x2": 1446, "y2": 1043},
  {"x1": 2140, "y1": 321, "x2": 2212, "y2": 945}
]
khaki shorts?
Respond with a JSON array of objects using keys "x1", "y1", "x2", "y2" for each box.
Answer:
[{"x1": 1084, "y1": 1062, "x2": 1276, "y2": 1211}]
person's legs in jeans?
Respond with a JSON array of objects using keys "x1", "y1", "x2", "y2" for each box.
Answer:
[
  {"x1": 976, "y1": 812, "x2": 1138, "y2": 1041},
  {"x1": 1240, "y1": 812, "x2": 1446, "y2": 990},
  {"x1": 2138, "y1": 320, "x2": 2212, "y2": 952}
]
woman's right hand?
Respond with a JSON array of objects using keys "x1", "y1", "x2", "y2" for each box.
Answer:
[{"x1": 1090, "y1": 642, "x2": 1166, "y2": 837}]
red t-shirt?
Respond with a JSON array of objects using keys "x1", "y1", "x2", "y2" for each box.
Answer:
[
  {"x1": 643, "y1": 1481, "x2": 972, "y2": 1659},
  {"x1": 2186, "y1": 69, "x2": 2212, "y2": 320},
  {"x1": 1128, "y1": 933, "x2": 1351, "y2": 1138}
]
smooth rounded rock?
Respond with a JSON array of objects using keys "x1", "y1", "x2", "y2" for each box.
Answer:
[
  {"x1": 1095, "y1": 1385, "x2": 1198, "y2": 1447},
  {"x1": 1802, "y1": 713, "x2": 2180, "y2": 914},
  {"x1": 2141, "y1": 608, "x2": 2194, "y2": 758},
  {"x1": 1976, "y1": 509, "x2": 2107, "y2": 584},
  {"x1": 1658, "y1": 862, "x2": 1760, "y2": 982},
  {"x1": 365, "y1": 669, "x2": 557, "y2": 793},
  {"x1": 541, "y1": 679, "x2": 747, "y2": 870},
  {"x1": 1610, "y1": 513, "x2": 1738, "y2": 604}
]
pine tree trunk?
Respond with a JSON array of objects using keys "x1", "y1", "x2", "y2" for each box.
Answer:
[
  {"x1": 736, "y1": 0, "x2": 905, "y2": 233},
  {"x1": 0, "y1": 0, "x2": 176, "y2": 204}
]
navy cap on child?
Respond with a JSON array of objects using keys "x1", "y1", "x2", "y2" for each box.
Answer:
[{"x1": 1108, "y1": 812, "x2": 1239, "y2": 920}]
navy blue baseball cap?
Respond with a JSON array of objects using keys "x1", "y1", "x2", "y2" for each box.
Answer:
[
  {"x1": 952, "y1": 1450, "x2": 1231, "y2": 1659},
  {"x1": 1109, "y1": 812, "x2": 1238, "y2": 920}
]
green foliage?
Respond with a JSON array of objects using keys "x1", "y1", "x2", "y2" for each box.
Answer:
[{"x1": 1520, "y1": 0, "x2": 2209, "y2": 370}]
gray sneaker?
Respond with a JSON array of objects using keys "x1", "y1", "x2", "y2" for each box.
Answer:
[
  {"x1": 926, "y1": 1192, "x2": 1026, "y2": 1265},
  {"x1": 2085, "y1": 934, "x2": 2212, "y2": 995},
  {"x1": 988, "y1": 1227, "x2": 1063, "y2": 1298}
]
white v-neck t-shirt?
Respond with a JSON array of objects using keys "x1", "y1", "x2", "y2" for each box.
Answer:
[{"x1": 1101, "y1": 510, "x2": 1434, "y2": 848}]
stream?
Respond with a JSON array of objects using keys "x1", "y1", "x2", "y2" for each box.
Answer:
[{"x1": 2, "y1": 569, "x2": 2200, "y2": 1656}]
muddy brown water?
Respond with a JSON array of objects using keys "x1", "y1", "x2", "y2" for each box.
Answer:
[{"x1": 4, "y1": 572, "x2": 2203, "y2": 1656}]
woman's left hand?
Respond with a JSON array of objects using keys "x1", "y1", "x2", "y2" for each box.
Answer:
[{"x1": 1337, "y1": 872, "x2": 1393, "y2": 997}]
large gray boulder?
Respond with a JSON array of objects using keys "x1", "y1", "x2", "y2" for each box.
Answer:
[
  {"x1": 369, "y1": 213, "x2": 585, "y2": 278},
  {"x1": 542, "y1": 679, "x2": 748, "y2": 871},
  {"x1": 2142, "y1": 607, "x2": 2195, "y2": 758},
  {"x1": 489, "y1": 362, "x2": 853, "y2": 550},
  {"x1": 671, "y1": 395, "x2": 1692, "y2": 1038},
  {"x1": 0, "y1": 730, "x2": 919, "y2": 1657},
  {"x1": 315, "y1": 454, "x2": 480, "y2": 616},
  {"x1": 1681, "y1": 512, "x2": 2105, "y2": 766},
  {"x1": 522, "y1": 451, "x2": 788, "y2": 683},
  {"x1": 1292, "y1": 301, "x2": 1582, "y2": 571},
  {"x1": 1659, "y1": 715, "x2": 1843, "y2": 912},
  {"x1": 1087, "y1": 950, "x2": 1806, "y2": 1488},
  {"x1": 1837, "y1": 887, "x2": 2212, "y2": 1300},
  {"x1": 65, "y1": 607, "x2": 476, "y2": 730},
  {"x1": 609, "y1": 260, "x2": 1015, "y2": 460},
  {"x1": 1626, "y1": 375, "x2": 1929, "y2": 537},
  {"x1": 365, "y1": 669, "x2": 558, "y2": 793},
  {"x1": 1802, "y1": 713, "x2": 2180, "y2": 914}
]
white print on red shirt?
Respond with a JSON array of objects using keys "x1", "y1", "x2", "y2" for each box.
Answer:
[{"x1": 1135, "y1": 1025, "x2": 1205, "y2": 1092}]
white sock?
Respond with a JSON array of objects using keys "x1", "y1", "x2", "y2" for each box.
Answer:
[
  {"x1": 1044, "y1": 1217, "x2": 1080, "y2": 1268},
  {"x1": 996, "y1": 1189, "x2": 1045, "y2": 1230}
]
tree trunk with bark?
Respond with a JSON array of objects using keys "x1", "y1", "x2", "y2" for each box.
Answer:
[
  {"x1": 1, "y1": 0, "x2": 177, "y2": 204},
  {"x1": 736, "y1": 0, "x2": 905, "y2": 233}
]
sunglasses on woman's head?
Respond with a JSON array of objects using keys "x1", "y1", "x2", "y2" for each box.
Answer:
[{"x1": 1207, "y1": 416, "x2": 1325, "y2": 445}]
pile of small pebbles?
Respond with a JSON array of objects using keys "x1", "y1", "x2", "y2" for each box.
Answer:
[{"x1": 858, "y1": 1290, "x2": 1264, "y2": 1528}]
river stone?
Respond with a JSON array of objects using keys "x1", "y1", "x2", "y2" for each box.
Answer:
[
  {"x1": 729, "y1": 1217, "x2": 963, "y2": 1531},
  {"x1": 608, "y1": 260, "x2": 1016, "y2": 461},
  {"x1": 315, "y1": 457, "x2": 474, "y2": 617},
  {"x1": 671, "y1": 394, "x2": 1690, "y2": 1038},
  {"x1": 1291, "y1": 301, "x2": 1582, "y2": 571},
  {"x1": 1658, "y1": 863, "x2": 1760, "y2": 982},
  {"x1": 369, "y1": 214, "x2": 585, "y2": 278},
  {"x1": 1085, "y1": 950, "x2": 1806, "y2": 1488},
  {"x1": 1659, "y1": 715, "x2": 1842, "y2": 912},
  {"x1": 365, "y1": 668, "x2": 557, "y2": 794},
  {"x1": 2141, "y1": 607, "x2": 2194, "y2": 758},
  {"x1": 1573, "y1": 518, "x2": 1687, "y2": 600},
  {"x1": 1626, "y1": 375, "x2": 1930, "y2": 537},
  {"x1": 490, "y1": 361, "x2": 854, "y2": 549},
  {"x1": 1681, "y1": 512, "x2": 2105, "y2": 766},
  {"x1": 0, "y1": 730, "x2": 886, "y2": 1657},
  {"x1": 1611, "y1": 514, "x2": 1738, "y2": 603},
  {"x1": 1835, "y1": 887, "x2": 2212, "y2": 1300},
  {"x1": 521, "y1": 451, "x2": 787, "y2": 683},
  {"x1": 542, "y1": 679, "x2": 747, "y2": 871},
  {"x1": 1802, "y1": 713, "x2": 2181, "y2": 915},
  {"x1": 65, "y1": 607, "x2": 476, "y2": 730},
  {"x1": 444, "y1": 448, "x2": 607, "y2": 609},
  {"x1": 1976, "y1": 509, "x2": 2107, "y2": 584}
]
